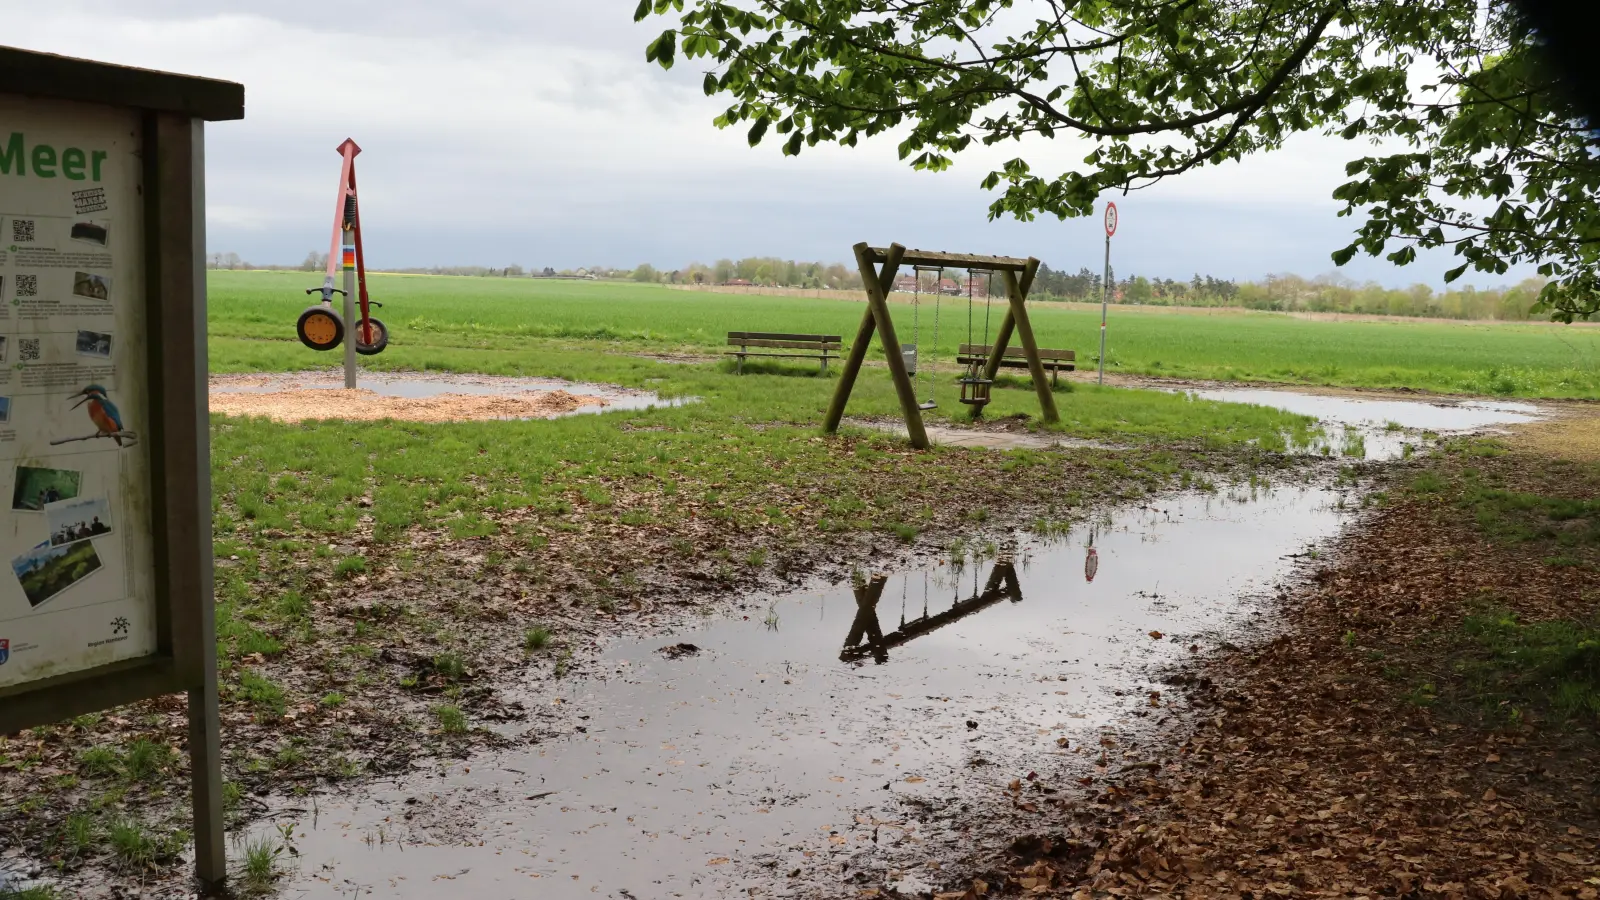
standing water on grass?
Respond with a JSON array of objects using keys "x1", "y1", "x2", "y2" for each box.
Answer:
[
  {"x1": 1186, "y1": 388, "x2": 1541, "y2": 460},
  {"x1": 267, "y1": 483, "x2": 1356, "y2": 898}
]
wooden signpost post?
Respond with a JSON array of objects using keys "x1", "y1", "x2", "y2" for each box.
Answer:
[{"x1": 0, "y1": 47, "x2": 243, "y2": 891}]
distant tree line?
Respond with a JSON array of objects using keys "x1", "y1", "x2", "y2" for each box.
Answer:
[
  {"x1": 210, "y1": 250, "x2": 1546, "y2": 322},
  {"x1": 631, "y1": 258, "x2": 864, "y2": 290},
  {"x1": 1006, "y1": 264, "x2": 1541, "y2": 321}
]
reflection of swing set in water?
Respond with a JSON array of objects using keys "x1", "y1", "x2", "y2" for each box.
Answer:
[{"x1": 841, "y1": 546, "x2": 1023, "y2": 663}]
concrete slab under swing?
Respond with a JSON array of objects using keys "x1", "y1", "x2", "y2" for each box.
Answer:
[{"x1": 846, "y1": 419, "x2": 1125, "y2": 451}]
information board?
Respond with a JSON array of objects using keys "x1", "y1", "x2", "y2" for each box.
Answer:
[{"x1": 0, "y1": 97, "x2": 156, "y2": 689}]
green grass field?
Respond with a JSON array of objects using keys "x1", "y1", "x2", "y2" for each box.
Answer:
[
  {"x1": 205, "y1": 270, "x2": 1336, "y2": 552},
  {"x1": 211, "y1": 270, "x2": 1600, "y2": 398}
]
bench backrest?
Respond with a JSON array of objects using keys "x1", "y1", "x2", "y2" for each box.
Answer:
[
  {"x1": 958, "y1": 343, "x2": 1075, "y2": 361},
  {"x1": 728, "y1": 331, "x2": 842, "y2": 350}
]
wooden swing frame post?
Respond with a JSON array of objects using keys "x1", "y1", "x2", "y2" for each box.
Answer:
[
  {"x1": 824, "y1": 244, "x2": 1058, "y2": 447},
  {"x1": 824, "y1": 242, "x2": 926, "y2": 448}
]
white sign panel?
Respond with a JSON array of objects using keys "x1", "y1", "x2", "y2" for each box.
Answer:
[{"x1": 0, "y1": 96, "x2": 156, "y2": 687}]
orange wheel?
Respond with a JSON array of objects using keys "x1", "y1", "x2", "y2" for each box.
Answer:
[{"x1": 296, "y1": 307, "x2": 344, "y2": 350}]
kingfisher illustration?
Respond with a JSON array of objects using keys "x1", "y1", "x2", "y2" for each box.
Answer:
[{"x1": 70, "y1": 384, "x2": 125, "y2": 445}]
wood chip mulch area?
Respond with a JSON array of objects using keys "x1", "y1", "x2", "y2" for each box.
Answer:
[
  {"x1": 956, "y1": 454, "x2": 1600, "y2": 899},
  {"x1": 208, "y1": 387, "x2": 604, "y2": 422}
]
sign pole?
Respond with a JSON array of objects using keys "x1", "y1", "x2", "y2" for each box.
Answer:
[{"x1": 1100, "y1": 202, "x2": 1117, "y2": 385}]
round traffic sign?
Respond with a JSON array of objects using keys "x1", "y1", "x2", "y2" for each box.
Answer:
[{"x1": 1104, "y1": 202, "x2": 1118, "y2": 238}]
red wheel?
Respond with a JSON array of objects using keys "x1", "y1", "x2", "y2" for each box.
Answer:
[{"x1": 355, "y1": 317, "x2": 389, "y2": 356}]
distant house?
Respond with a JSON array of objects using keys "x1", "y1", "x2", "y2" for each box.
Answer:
[
  {"x1": 724, "y1": 278, "x2": 754, "y2": 287},
  {"x1": 893, "y1": 274, "x2": 972, "y2": 295}
]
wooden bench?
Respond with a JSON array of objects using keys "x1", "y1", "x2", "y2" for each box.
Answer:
[
  {"x1": 956, "y1": 344, "x2": 1076, "y2": 385},
  {"x1": 727, "y1": 332, "x2": 842, "y2": 374}
]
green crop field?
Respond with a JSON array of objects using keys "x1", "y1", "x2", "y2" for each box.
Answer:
[{"x1": 210, "y1": 270, "x2": 1600, "y2": 398}]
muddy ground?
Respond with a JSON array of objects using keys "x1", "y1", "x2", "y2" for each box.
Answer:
[
  {"x1": 0, "y1": 419, "x2": 1301, "y2": 897},
  {"x1": 0, "y1": 378, "x2": 1589, "y2": 898}
]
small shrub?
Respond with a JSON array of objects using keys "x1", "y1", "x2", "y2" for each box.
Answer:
[
  {"x1": 108, "y1": 819, "x2": 180, "y2": 871},
  {"x1": 431, "y1": 651, "x2": 467, "y2": 680},
  {"x1": 334, "y1": 556, "x2": 368, "y2": 578},
  {"x1": 239, "y1": 834, "x2": 280, "y2": 893},
  {"x1": 523, "y1": 627, "x2": 552, "y2": 652},
  {"x1": 237, "y1": 670, "x2": 288, "y2": 719},
  {"x1": 274, "y1": 744, "x2": 306, "y2": 770},
  {"x1": 0, "y1": 886, "x2": 60, "y2": 900},
  {"x1": 61, "y1": 812, "x2": 97, "y2": 858},
  {"x1": 274, "y1": 591, "x2": 310, "y2": 621},
  {"x1": 432, "y1": 704, "x2": 468, "y2": 734},
  {"x1": 78, "y1": 745, "x2": 120, "y2": 778},
  {"x1": 121, "y1": 739, "x2": 175, "y2": 782}
]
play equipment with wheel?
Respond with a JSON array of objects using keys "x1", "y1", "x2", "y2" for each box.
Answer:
[
  {"x1": 824, "y1": 242, "x2": 1061, "y2": 449},
  {"x1": 298, "y1": 139, "x2": 388, "y2": 385}
]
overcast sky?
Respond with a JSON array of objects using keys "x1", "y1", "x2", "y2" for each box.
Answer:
[{"x1": 14, "y1": 1, "x2": 1532, "y2": 287}]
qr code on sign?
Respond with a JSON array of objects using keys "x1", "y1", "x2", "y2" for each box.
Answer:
[
  {"x1": 11, "y1": 219, "x2": 35, "y2": 243},
  {"x1": 16, "y1": 275, "x2": 36, "y2": 297},
  {"x1": 19, "y1": 339, "x2": 39, "y2": 362}
]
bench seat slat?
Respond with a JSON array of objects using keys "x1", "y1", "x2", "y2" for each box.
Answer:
[
  {"x1": 959, "y1": 344, "x2": 1074, "y2": 361},
  {"x1": 728, "y1": 332, "x2": 841, "y2": 342},
  {"x1": 728, "y1": 338, "x2": 843, "y2": 350},
  {"x1": 726, "y1": 350, "x2": 835, "y2": 359},
  {"x1": 957, "y1": 356, "x2": 1075, "y2": 370}
]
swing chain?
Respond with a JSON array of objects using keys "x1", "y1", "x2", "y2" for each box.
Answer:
[
  {"x1": 983, "y1": 269, "x2": 995, "y2": 346},
  {"x1": 928, "y1": 268, "x2": 941, "y2": 405}
]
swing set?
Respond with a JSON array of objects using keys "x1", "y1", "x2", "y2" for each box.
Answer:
[{"x1": 823, "y1": 242, "x2": 1061, "y2": 450}]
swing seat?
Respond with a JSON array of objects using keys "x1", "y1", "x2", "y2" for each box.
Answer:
[
  {"x1": 918, "y1": 400, "x2": 938, "y2": 411},
  {"x1": 958, "y1": 375, "x2": 993, "y2": 407}
]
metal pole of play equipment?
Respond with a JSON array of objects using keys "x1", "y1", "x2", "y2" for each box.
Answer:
[
  {"x1": 342, "y1": 213, "x2": 357, "y2": 388},
  {"x1": 1100, "y1": 202, "x2": 1117, "y2": 385}
]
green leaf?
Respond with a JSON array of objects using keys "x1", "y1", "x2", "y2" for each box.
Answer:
[
  {"x1": 633, "y1": 0, "x2": 652, "y2": 22},
  {"x1": 645, "y1": 29, "x2": 677, "y2": 68},
  {"x1": 747, "y1": 115, "x2": 770, "y2": 147},
  {"x1": 1443, "y1": 262, "x2": 1469, "y2": 283}
]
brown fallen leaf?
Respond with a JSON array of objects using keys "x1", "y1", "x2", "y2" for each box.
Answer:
[
  {"x1": 707, "y1": 857, "x2": 730, "y2": 866},
  {"x1": 1148, "y1": 630, "x2": 1164, "y2": 640}
]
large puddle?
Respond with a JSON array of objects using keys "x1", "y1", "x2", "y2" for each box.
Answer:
[
  {"x1": 1187, "y1": 388, "x2": 1542, "y2": 460},
  {"x1": 268, "y1": 482, "x2": 1355, "y2": 898}
]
